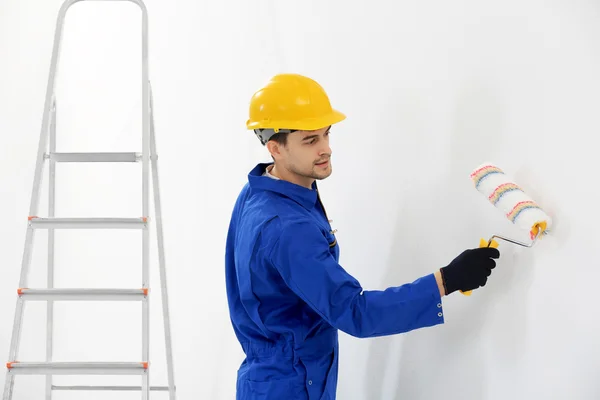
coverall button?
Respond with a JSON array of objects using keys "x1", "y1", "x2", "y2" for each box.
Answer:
[
  {"x1": 438, "y1": 312, "x2": 443, "y2": 317},
  {"x1": 308, "y1": 380, "x2": 313, "y2": 385},
  {"x1": 437, "y1": 303, "x2": 442, "y2": 308}
]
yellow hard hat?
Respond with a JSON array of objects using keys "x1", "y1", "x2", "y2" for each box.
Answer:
[{"x1": 246, "y1": 74, "x2": 346, "y2": 134}]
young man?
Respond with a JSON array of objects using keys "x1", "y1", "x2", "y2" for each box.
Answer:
[{"x1": 225, "y1": 74, "x2": 500, "y2": 399}]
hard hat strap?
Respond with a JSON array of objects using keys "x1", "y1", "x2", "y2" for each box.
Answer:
[{"x1": 254, "y1": 129, "x2": 297, "y2": 145}]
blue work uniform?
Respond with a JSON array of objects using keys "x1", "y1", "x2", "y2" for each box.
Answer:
[{"x1": 225, "y1": 163, "x2": 445, "y2": 399}]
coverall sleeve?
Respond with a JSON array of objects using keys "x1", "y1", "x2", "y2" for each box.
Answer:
[{"x1": 268, "y1": 220, "x2": 444, "y2": 338}]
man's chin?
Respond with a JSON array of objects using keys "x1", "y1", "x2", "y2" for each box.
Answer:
[{"x1": 312, "y1": 168, "x2": 332, "y2": 180}]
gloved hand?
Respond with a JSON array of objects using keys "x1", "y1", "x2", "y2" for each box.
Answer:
[{"x1": 439, "y1": 247, "x2": 500, "y2": 295}]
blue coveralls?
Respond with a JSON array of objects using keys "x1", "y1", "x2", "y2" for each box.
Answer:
[{"x1": 225, "y1": 163, "x2": 445, "y2": 399}]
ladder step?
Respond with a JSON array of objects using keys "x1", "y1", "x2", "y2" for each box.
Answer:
[
  {"x1": 6, "y1": 362, "x2": 148, "y2": 375},
  {"x1": 52, "y1": 385, "x2": 174, "y2": 391},
  {"x1": 28, "y1": 217, "x2": 148, "y2": 229},
  {"x1": 18, "y1": 288, "x2": 147, "y2": 301},
  {"x1": 47, "y1": 152, "x2": 141, "y2": 162}
]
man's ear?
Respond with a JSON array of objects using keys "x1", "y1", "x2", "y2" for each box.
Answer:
[{"x1": 266, "y1": 140, "x2": 281, "y2": 159}]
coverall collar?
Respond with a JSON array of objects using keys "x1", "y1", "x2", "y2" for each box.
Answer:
[{"x1": 248, "y1": 163, "x2": 319, "y2": 210}]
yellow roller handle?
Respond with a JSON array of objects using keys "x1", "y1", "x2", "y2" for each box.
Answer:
[{"x1": 460, "y1": 238, "x2": 499, "y2": 296}]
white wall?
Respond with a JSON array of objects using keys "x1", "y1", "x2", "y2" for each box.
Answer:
[{"x1": 1, "y1": 0, "x2": 599, "y2": 398}]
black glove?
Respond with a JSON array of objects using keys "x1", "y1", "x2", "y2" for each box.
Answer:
[{"x1": 440, "y1": 247, "x2": 500, "y2": 295}]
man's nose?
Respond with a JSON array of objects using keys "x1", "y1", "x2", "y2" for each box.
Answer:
[{"x1": 319, "y1": 143, "x2": 332, "y2": 156}]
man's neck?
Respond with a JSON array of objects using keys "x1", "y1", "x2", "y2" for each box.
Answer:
[{"x1": 269, "y1": 164, "x2": 314, "y2": 189}]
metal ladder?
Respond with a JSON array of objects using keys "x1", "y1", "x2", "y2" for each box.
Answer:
[{"x1": 2, "y1": 0, "x2": 176, "y2": 398}]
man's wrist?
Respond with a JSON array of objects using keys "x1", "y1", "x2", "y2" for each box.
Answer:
[{"x1": 434, "y1": 270, "x2": 446, "y2": 297}]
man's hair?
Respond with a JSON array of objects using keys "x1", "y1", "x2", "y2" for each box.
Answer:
[{"x1": 269, "y1": 131, "x2": 290, "y2": 146}]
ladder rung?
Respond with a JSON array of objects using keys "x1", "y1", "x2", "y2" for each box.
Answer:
[
  {"x1": 47, "y1": 152, "x2": 140, "y2": 162},
  {"x1": 52, "y1": 385, "x2": 173, "y2": 391},
  {"x1": 18, "y1": 288, "x2": 147, "y2": 301},
  {"x1": 28, "y1": 217, "x2": 148, "y2": 229},
  {"x1": 6, "y1": 362, "x2": 148, "y2": 375}
]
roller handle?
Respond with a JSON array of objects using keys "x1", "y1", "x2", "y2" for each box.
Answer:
[{"x1": 460, "y1": 238, "x2": 499, "y2": 296}]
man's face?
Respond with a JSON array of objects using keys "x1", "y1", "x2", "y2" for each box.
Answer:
[{"x1": 269, "y1": 126, "x2": 333, "y2": 186}]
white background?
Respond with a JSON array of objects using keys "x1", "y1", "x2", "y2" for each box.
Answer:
[{"x1": 1, "y1": 0, "x2": 599, "y2": 399}]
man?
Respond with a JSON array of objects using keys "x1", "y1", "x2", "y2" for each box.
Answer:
[{"x1": 225, "y1": 73, "x2": 500, "y2": 399}]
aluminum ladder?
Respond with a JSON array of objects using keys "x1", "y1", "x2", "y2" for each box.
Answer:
[{"x1": 2, "y1": 0, "x2": 176, "y2": 398}]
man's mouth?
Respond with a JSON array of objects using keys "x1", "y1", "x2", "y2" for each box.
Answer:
[{"x1": 315, "y1": 160, "x2": 329, "y2": 167}]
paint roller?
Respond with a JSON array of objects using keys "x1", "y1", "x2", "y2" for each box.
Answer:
[{"x1": 461, "y1": 163, "x2": 552, "y2": 295}]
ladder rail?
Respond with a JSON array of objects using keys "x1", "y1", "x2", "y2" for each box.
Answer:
[
  {"x1": 139, "y1": 1, "x2": 151, "y2": 398},
  {"x1": 46, "y1": 95, "x2": 57, "y2": 400},
  {"x1": 150, "y1": 84, "x2": 177, "y2": 399}
]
